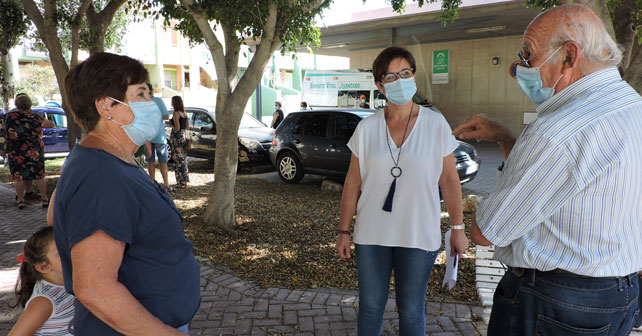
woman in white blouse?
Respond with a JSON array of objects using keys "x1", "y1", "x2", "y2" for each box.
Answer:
[{"x1": 336, "y1": 46, "x2": 469, "y2": 335}]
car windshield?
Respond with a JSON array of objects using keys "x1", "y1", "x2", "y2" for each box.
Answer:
[{"x1": 239, "y1": 113, "x2": 265, "y2": 128}]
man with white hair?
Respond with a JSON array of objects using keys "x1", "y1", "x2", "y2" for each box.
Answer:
[{"x1": 454, "y1": 4, "x2": 642, "y2": 335}]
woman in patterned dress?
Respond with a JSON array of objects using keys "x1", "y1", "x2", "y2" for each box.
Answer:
[
  {"x1": 5, "y1": 94, "x2": 54, "y2": 209},
  {"x1": 170, "y1": 96, "x2": 189, "y2": 188}
]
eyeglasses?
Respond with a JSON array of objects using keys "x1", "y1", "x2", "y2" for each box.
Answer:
[
  {"x1": 517, "y1": 50, "x2": 530, "y2": 68},
  {"x1": 381, "y1": 68, "x2": 414, "y2": 83}
]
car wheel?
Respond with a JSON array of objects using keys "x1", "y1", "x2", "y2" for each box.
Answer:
[{"x1": 277, "y1": 152, "x2": 304, "y2": 183}]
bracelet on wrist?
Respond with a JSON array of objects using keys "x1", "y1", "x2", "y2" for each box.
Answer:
[
  {"x1": 337, "y1": 229, "x2": 350, "y2": 235},
  {"x1": 450, "y1": 224, "x2": 465, "y2": 230}
]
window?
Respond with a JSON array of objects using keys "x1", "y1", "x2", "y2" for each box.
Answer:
[
  {"x1": 334, "y1": 114, "x2": 359, "y2": 140},
  {"x1": 193, "y1": 112, "x2": 213, "y2": 131},
  {"x1": 46, "y1": 113, "x2": 67, "y2": 128},
  {"x1": 293, "y1": 114, "x2": 329, "y2": 137}
]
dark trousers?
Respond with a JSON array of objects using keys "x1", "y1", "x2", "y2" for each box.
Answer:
[{"x1": 488, "y1": 267, "x2": 638, "y2": 336}]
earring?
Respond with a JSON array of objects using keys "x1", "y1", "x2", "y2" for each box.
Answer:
[{"x1": 106, "y1": 116, "x2": 113, "y2": 120}]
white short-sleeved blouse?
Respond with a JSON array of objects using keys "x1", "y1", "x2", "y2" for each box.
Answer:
[{"x1": 347, "y1": 106, "x2": 459, "y2": 252}]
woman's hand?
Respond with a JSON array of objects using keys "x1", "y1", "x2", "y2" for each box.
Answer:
[
  {"x1": 449, "y1": 229, "x2": 469, "y2": 258},
  {"x1": 336, "y1": 234, "x2": 352, "y2": 259}
]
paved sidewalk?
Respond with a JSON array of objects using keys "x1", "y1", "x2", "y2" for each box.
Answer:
[{"x1": 0, "y1": 181, "x2": 487, "y2": 335}]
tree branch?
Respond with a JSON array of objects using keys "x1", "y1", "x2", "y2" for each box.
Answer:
[
  {"x1": 95, "y1": 0, "x2": 127, "y2": 24},
  {"x1": 222, "y1": 23, "x2": 239, "y2": 87},
  {"x1": 20, "y1": 0, "x2": 45, "y2": 33},
  {"x1": 232, "y1": 0, "x2": 278, "y2": 101}
]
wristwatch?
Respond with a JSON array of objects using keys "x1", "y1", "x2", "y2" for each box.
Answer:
[{"x1": 450, "y1": 224, "x2": 465, "y2": 230}]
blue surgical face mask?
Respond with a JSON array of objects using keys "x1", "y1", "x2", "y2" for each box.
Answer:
[
  {"x1": 383, "y1": 77, "x2": 416, "y2": 106},
  {"x1": 107, "y1": 97, "x2": 162, "y2": 146},
  {"x1": 516, "y1": 45, "x2": 564, "y2": 104}
]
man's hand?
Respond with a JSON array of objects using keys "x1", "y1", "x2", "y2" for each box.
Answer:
[
  {"x1": 453, "y1": 114, "x2": 517, "y2": 158},
  {"x1": 450, "y1": 229, "x2": 469, "y2": 258},
  {"x1": 336, "y1": 234, "x2": 352, "y2": 259},
  {"x1": 452, "y1": 114, "x2": 504, "y2": 142}
]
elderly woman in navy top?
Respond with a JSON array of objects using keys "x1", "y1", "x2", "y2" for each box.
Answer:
[
  {"x1": 336, "y1": 46, "x2": 469, "y2": 335},
  {"x1": 53, "y1": 52, "x2": 200, "y2": 335}
]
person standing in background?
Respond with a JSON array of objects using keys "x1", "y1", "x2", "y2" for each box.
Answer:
[
  {"x1": 271, "y1": 101, "x2": 284, "y2": 129},
  {"x1": 5, "y1": 94, "x2": 54, "y2": 209},
  {"x1": 145, "y1": 83, "x2": 170, "y2": 189},
  {"x1": 169, "y1": 95, "x2": 190, "y2": 189}
]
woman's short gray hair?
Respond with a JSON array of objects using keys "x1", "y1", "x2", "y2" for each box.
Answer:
[{"x1": 547, "y1": 4, "x2": 622, "y2": 73}]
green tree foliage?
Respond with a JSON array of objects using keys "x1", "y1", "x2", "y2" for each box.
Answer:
[
  {"x1": 0, "y1": 0, "x2": 28, "y2": 54},
  {"x1": 0, "y1": 0, "x2": 28, "y2": 110},
  {"x1": 15, "y1": 64, "x2": 60, "y2": 106},
  {"x1": 386, "y1": 0, "x2": 462, "y2": 24}
]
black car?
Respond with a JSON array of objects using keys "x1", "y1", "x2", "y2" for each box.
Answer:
[
  {"x1": 269, "y1": 108, "x2": 480, "y2": 184},
  {"x1": 165, "y1": 107, "x2": 273, "y2": 164}
]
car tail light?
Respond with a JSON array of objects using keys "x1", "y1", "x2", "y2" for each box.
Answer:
[{"x1": 272, "y1": 139, "x2": 277, "y2": 146}]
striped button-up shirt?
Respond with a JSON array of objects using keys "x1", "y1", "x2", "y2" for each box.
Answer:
[{"x1": 477, "y1": 66, "x2": 642, "y2": 277}]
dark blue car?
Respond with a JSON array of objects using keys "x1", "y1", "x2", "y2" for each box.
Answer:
[{"x1": 1, "y1": 106, "x2": 70, "y2": 161}]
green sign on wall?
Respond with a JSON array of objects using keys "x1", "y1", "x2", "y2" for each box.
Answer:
[{"x1": 432, "y1": 50, "x2": 449, "y2": 84}]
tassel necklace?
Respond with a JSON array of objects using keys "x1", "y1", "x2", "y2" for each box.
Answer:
[{"x1": 382, "y1": 104, "x2": 414, "y2": 212}]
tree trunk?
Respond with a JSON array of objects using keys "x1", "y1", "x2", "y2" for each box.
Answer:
[
  {"x1": 1, "y1": 51, "x2": 13, "y2": 112},
  {"x1": 202, "y1": 96, "x2": 245, "y2": 230},
  {"x1": 202, "y1": 45, "x2": 274, "y2": 230}
]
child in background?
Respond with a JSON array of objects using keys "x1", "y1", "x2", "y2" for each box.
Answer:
[{"x1": 9, "y1": 226, "x2": 75, "y2": 336}]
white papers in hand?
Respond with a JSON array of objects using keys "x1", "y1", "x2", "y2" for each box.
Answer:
[{"x1": 442, "y1": 229, "x2": 458, "y2": 290}]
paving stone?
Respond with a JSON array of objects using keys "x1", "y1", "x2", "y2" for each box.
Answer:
[
  {"x1": 441, "y1": 303, "x2": 457, "y2": 317},
  {"x1": 253, "y1": 319, "x2": 281, "y2": 326},
  {"x1": 312, "y1": 292, "x2": 330, "y2": 305},
  {"x1": 235, "y1": 319, "x2": 252, "y2": 334},
  {"x1": 221, "y1": 312, "x2": 238, "y2": 327},
  {"x1": 298, "y1": 308, "x2": 326, "y2": 317},
  {"x1": 250, "y1": 326, "x2": 267, "y2": 335},
  {"x1": 456, "y1": 304, "x2": 472, "y2": 319},
  {"x1": 437, "y1": 315, "x2": 458, "y2": 332},
  {"x1": 341, "y1": 307, "x2": 357, "y2": 321},
  {"x1": 283, "y1": 310, "x2": 297, "y2": 325},
  {"x1": 326, "y1": 294, "x2": 342, "y2": 306},
  {"x1": 274, "y1": 288, "x2": 291, "y2": 301},
  {"x1": 228, "y1": 290, "x2": 242, "y2": 301},
  {"x1": 284, "y1": 303, "x2": 312, "y2": 311},
  {"x1": 225, "y1": 305, "x2": 253, "y2": 313},
  {"x1": 315, "y1": 321, "x2": 330, "y2": 331},
  {"x1": 457, "y1": 321, "x2": 478, "y2": 335},
  {"x1": 299, "y1": 291, "x2": 316, "y2": 303},
  {"x1": 286, "y1": 290, "x2": 304, "y2": 302},
  {"x1": 298, "y1": 316, "x2": 314, "y2": 332},
  {"x1": 426, "y1": 324, "x2": 444, "y2": 333},
  {"x1": 268, "y1": 304, "x2": 282, "y2": 319},
  {"x1": 314, "y1": 314, "x2": 343, "y2": 323},
  {"x1": 239, "y1": 311, "x2": 268, "y2": 319},
  {"x1": 253, "y1": 298, "x2": 268, "y2": 311}
]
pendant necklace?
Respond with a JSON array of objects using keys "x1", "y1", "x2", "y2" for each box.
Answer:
[{"x1": 382, "y1": 103, "x2": 414, "y2": 212}]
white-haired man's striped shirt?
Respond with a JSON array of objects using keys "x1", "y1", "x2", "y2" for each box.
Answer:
[{"x1": 476, "y1": 66, "x2": 642, "y2": 277}]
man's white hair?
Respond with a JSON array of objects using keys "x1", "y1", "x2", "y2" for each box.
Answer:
[{"x1": 546, "y1": 4, "x2": 622, "y2": 74}]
